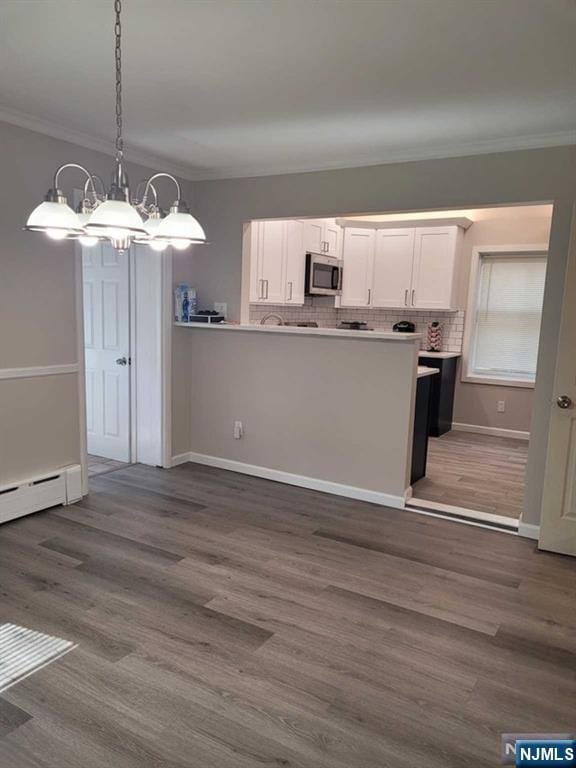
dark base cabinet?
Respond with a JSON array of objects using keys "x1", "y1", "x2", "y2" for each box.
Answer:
[
  {"x1": 411, "y1": 374, "x2": 432, "y2": 485},
  {"x1": 418, "y1": 355, "x2": 459, "y2": 437}
]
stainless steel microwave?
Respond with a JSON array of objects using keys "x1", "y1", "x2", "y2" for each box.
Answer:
[{"x1": 305, "y1": 253, "x2": 343, "y2": 296}]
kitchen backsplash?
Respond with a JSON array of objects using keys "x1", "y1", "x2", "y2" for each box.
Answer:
[{"x1": 249, "y1": 300, "x2": 465, "y2": 353}]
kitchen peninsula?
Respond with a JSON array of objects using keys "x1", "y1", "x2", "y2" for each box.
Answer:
[{"x1": 174, "y1": 322, "x2": 431, "y2": 508}]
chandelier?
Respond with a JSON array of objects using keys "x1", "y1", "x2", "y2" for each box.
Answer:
[{"x1": 24, "y1": 0, "x2": 206, "y2": 253}]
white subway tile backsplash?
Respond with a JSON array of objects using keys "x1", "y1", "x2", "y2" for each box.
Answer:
[{"x1": 249, "y1": 303, "x2": 465, "y2": 353}]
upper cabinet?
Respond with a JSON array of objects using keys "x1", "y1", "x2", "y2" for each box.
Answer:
[
  {"x1": 249, "y1": 220, "x2": 305, "y2": 305},
  {"x1": 341, "y1": 224, "x2": 462, "y2": 310},
  {"x1": 340, "y1": 229, "x2": 374, "y2": 306},
  {"x1": 303, "y1": 218, "x2": 341, "y2": 258},
  {"x1": 372, "y1": 228, "x2": 415, "y2": 308},
  {"x1": 411, "y1": 227, "x2": 459, "y2": 309},
  {"x1": 284, "y1": 221, "x2": 305, "y2": 304}
]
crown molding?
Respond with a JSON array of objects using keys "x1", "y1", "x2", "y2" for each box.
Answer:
[
  {"x1": 0, "y1": 105, "x2": 200, "y2": 182},
  {"x1": 0, "y1": 103, "x2": 574, "y2": 183},
  {"x1": 192, "y1": 129, "x2": 576, "y2": 181}
]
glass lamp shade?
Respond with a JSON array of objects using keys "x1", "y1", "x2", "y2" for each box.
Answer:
[
  {"x1": 134, "y1": 215, "x2": 170, "y2": 252},
  {"x1": 155, "y1": 211, "x2": 206, "y2": 245},
  {"x1": 76, "y1": 213, "x2": 99, "y2": 247},
  {"x1": 84, "y1": 199, "x2": 147, "y2": 237},
  {"x1": 25, "y1": 200, "x2": 84, "y2": 236}
]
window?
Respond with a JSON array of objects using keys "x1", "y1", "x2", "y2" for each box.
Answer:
[{"x1": 465, "y1": 250, "x2": 547, "y2": 386}]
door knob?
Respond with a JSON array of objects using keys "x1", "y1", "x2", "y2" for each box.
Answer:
[
  {"x1": 557, "y1": 395, "x2": 572, "y2": 409},
  {"x1": 116, "y1": 356, "x2": 128, "y2": 366}
]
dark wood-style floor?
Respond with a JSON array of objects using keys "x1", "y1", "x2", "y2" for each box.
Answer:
[
  {"x1": 413, "y1": 430, "x2": 529, "y2": 518},
  {"x1": 0, "y1": 462, "x2": 574, "y2": 768},
  {"x1": 87, "y1": 454, "x2": 129, "y2": 478}
]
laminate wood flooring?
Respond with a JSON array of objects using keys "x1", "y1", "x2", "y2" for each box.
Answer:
[
  {"x1": 412, "y1": 430, "x2": 529, "y2": 518},
  {"x1": 87, "y1": 454, "x2": 130, "y2": 478},
  {"x1": 0, "y1": 461, "x2": 574, "y2": 768}
]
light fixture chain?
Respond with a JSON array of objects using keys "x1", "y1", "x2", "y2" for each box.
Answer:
[{"x1": 114, "y1": 0, "x2": 123, "y2": 161}]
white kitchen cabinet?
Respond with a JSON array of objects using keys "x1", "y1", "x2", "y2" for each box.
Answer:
[
  {"x1": 303, "y1": 219, "x2": 324, "y2": 255},
  {"x1": 323, "y1": 219, "x2": 342, "y2": 258},
  {"x1": 411, "y1": 227, "x2": 460, "y2": 309},
  {"x1": 250, "y1": 220, "x2": 285, "y2": 303},
  {"x1": 340, "y1": 228, "x2": 375, "y2": 307},
  {"x1": 249, "y1": 220, "x2": 305, "y2": 305},
  {"x1": 371, "y1": 228, "x2": 415, "y2": 308},
  {"x1": 340, "y1": 223, "x2": 461, "y2": 310},
  {"x1": 303, "y1": 218, "x2": 341, "y2": 258},
  {"x1": 284, "y1": 220, "x2": 305, "y2": 304}
]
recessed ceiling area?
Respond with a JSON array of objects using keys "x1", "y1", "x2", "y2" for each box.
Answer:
[{"x1": 0, "y1": 0, "x2": 574, "y2": 180}]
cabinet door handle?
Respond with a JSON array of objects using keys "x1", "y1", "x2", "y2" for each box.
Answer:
[
  {"x1": 411, "y1": 289, "x2": 415, "y2": 306},
  {"x1": 265, "y1": 280, "x2": 269, "y2": 299},
  {"x1": 288, "y1": 281, "x2": 293, "y2": 301},
  {"x1": 259, "y1": 279, "x2": 264, "y2": 299},
  {"x1": 404, "y1": 289, "x2": 408, "y2": 306},
  {"x1": 368, "y1": 288, "x2": 371, "y2": 305}
]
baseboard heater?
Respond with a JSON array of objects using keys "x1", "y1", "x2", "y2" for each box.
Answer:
[{"x1": 0, "y1": 465, "x2": 83, "y2": 525}]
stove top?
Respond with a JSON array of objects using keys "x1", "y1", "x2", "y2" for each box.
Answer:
[{"x1": 337, "y1": 321, "x2": 373, "y2": 331}]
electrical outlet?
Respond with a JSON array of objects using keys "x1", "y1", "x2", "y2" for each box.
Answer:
[
  {"x1": 233, "y1": 420, "x2": 243, "y2": 439},
  {"x1": 497, "y1": 400, "x2": 506, "y2": 413},
  {"x1": 214, "y1": 302, "x2": 227, "y2": 318}
]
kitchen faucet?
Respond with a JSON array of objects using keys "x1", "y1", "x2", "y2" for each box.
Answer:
[{"x1": 260, "y1": 313, "x2": 284, "y2": 326}]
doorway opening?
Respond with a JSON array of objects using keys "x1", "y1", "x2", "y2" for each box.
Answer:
[
  {"x1": 406, "y1": 225, "x2": 551, "y2": 529},
  {"x1": 242, "y1": 203, "x2": 553, "y2": 532},
  {"x1": 77, "y1": 239, "x2": 172, "y2": 491}
]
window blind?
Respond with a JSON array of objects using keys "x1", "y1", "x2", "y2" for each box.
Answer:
[{"x1": 470, "y1": 254, "x2": 546, "y2": 382}]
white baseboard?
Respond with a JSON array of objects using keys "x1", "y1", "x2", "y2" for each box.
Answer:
[
  {"x1": 173, "y1": 451, "x2": 406, "y2": 509},
  {"x1": 170, "y1": 452, "x2": 191, "y2": 468},
  {"x1": 517, "y1": 522, "x2": 540, "y2": 540},
  {"x1": 452, "y1": 423, "x2": 530, "y2": 441}
]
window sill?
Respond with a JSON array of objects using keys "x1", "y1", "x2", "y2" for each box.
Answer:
[{"x1": 461, "y1": 374, "x2": 535, "y2": 389}]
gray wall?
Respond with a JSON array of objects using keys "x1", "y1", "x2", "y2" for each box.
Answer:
[
  {"x1": 1, "y1": 117, "x2": 573, "y2": 528},
  {"x1": 183, "y1": 146, "x2": 576, "y2": 525},
  {"x1": 0, "y1": 120, "x2": 183, "y2": 485},
  {"x1": 182, "y1": 328, "x2": 418, "y2": 500}
]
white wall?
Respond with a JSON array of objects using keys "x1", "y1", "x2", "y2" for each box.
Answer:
[{"x1": 181, "y1": 145, "x2": 576, "y2": 525}]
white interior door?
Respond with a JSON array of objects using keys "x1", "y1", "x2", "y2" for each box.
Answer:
[
  {"x1": 83, "y1": 243, "x2": 131, "y2": 462},
  {"x1": 372, "y1": 228, "x2": 415, "y2": 308},
  {"x1": 539, "y1": 215, "x2": 576, "y2": 556}
]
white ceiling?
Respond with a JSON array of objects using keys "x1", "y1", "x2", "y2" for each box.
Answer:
[{"x1": 0, "y1": 0, "x2": 575, "y2": 180}]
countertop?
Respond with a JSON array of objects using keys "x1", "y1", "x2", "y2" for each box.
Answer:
[
  {"x1": 174, "y1": 322, "x2": 422, "y2": 342},
  {"x1": 417, "y1": 366, "x2": 440, "y2": 378},
  {"x1": 418, "y1": 351, "x2": 461, "y2": 359}
]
